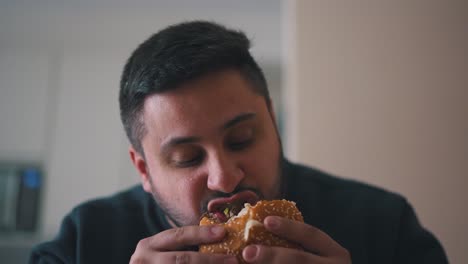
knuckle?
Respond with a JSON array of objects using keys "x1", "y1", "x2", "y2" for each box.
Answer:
[
  {"x1": 172, "y1": 227, "x2": 186, "y2": 243},
  {"x1": 129, "y1": 253, "x2": 146, "y2": 264},
  {"x1": 130, "y1": 239, "x2": 149, "y2": 264},
  {"x1": 173, "y1": 252, "x2": 191, "y2": 264},
  {"x1": 304, "y1": 224, "x2": 319, "y2": 236},
  {"x1": 136, "y1": 237, "x2": 150, "y2": 250}
]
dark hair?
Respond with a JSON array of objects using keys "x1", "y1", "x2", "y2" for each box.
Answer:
[{"x1": 119, "y1": 20, "x2": 269, "y2": 155}]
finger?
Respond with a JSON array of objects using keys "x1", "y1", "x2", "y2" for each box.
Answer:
[
  {"x1": 157, "y1": 252, "x2": 238, "y2": 264},
  {"x1": 242, "y1": 245, "x2": 322, "y2": 264},
  {"x1": 131, "y1": 251, "x2": 238, "y2": 264},
  {"x1": 144, "y1": 225, "x2": 226, "y2": 251},
  {"x1": 264, "y1": 216, "x2": 347, "y2": 257}
]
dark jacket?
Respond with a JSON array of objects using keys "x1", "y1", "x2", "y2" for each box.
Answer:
[{"x1": 30, "y1": 160, "x2": 448, "y2": 263}]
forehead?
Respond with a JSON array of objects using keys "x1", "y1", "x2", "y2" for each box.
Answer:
[{"x1": 142, "y1": 70, "x2": 268, "y2": 142}]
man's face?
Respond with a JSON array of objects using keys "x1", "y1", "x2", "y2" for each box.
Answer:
[{"x1": 130, "y1": 69, "x2": 282, "y2": 227}]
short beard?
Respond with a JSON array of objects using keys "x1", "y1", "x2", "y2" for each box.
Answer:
[
  {"x1": 147, "y1": 179, "x2": 187, "y2": 227},
  {"x1": 147, "y1": 147, "x2": 286, "y2": 228}
]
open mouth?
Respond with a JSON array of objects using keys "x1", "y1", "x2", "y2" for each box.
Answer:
[
  {"x1": 210, "y1": 202, "x2": 244, "y2": 222},
  {"x1": 205, "y1": 190, "x2": 259, "y2": 223}
]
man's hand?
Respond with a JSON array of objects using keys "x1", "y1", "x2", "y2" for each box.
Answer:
[
  {"x1": 241, "y1": 216, "x2": 351, "y2": 263},
  {"x1": 130, "y1": 225, "x2": 238, "y2": 263}
]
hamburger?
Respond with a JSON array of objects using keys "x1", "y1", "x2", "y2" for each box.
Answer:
[{"x1": 199, "y1": 199, "x2": 304, "y2": 263}]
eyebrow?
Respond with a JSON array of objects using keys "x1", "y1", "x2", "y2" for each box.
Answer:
[
  {"x1": 222, "y1": 112, "x2": 256, "y2": 130},
  {"x1": 160, "y1": 112, "x2": 257, "y2": 154}
]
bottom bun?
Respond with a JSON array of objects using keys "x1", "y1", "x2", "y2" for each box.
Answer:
[{"x1": 199, "y1": 199, "x2": 303, "y2": 263}]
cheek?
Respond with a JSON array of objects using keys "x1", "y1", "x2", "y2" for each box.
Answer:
[
  {"x1": 242, "y1": 128, "x2": 281, "y2": 190},
  {"x1": 154, "y1": 169, "x2": 207, "y2": 209},
  {"x1": 256, "y1": 126, "x2": 280, "y2": 166},
  {"x1": 178, "y1": 177, "x2": 204, "y2": 202},
  {"x1": 244, "y1": 141, "x2": 280, "y2": 179}
]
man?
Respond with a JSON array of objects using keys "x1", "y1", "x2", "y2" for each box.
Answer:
[{"x1": 30, "y1": 21, "x2": 448, "y2": 264}]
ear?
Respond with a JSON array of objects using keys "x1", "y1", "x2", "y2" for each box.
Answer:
[
  {"x1": 267, "y1": 98, "x2": 278, "y2": 126},
  {"x1": 129, "y1": 146, "x2": 153, "y2": 193}
]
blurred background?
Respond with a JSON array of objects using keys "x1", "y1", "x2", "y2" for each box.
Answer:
[{"x1": 0, "y1": 0, "x2": 466, "y2": 263}]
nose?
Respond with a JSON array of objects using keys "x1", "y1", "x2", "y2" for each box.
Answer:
[{"x1": 206, "y1": 152, "x2": 245, "y2": 193}]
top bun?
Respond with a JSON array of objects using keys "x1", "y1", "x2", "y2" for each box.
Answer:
[{"x1": 199, "y1": 199, "x2": 304, "y2": 263}]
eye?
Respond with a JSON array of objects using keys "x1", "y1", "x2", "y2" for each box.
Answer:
[
  {"x1": 169, "y1": 147, "x2": 204, "y2": 168},
  {"x1": 229, "y1": 138, "x2": 253, "y2": 150},
  {"x1": 227, "y1": 128, "x2": 254, "y2": 150},
  {"x1": 173, "y1": 156, "x2": 203, "y2": 167}
]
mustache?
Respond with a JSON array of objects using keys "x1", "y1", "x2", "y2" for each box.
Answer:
[{"x1": 200, "y1": 186, "x2": 263, "y2": 213}]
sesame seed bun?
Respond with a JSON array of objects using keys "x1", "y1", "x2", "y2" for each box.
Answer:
[{"x1": 199, "y1": 199, "x2": 304, "y2": 263}]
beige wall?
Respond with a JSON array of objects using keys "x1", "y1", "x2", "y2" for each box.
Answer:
[{"x1": 284, "y1": 1, "x2": 467, "y2": 263}]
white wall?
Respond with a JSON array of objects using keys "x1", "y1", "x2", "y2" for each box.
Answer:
[
  {"x1": 0, "y1": 0, "x2": 283, "y2": 244},
  {"x1": 284, "y1": 1, "x2": 467, "y2": 263}
]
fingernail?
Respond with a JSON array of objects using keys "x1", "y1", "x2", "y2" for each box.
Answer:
[
  {"x1": 210, "y1": 225, "x2": 224, "y2": 237},
  {"x1": 265, "y1": 216, "x2": 280, "y2": 230},
  {"x1": 223, "y1": 256, "x2": 238, "y2": 264},
  {"x1": 243, "y1": 245, "x2": 258, "y2": 261}
]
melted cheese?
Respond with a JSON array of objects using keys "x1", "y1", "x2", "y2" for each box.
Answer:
[{"x1": 244, "y1": 219, "x2": 263, "y2": 241}]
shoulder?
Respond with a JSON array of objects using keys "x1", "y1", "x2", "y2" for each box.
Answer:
[
  {"x1": 286, "y1": 160, "x2": 406, "y2": 198},
  {"x1": 285, "y1": 160, "x2": 449, "y2": 262},
  {"x1": 30, "y1": 185, "x2": 152, "y2": 263},
  {"x1": 64, "y1": 184, "x2": 155, "y2": 245},
  {"x1": 70, "y1": 185, "x2": 148, "y2": 219},
  {"x1": 285, "y1": 161, "x2": 407, "y2": 256},
  {"x1": 284, "y1": 160, "x2": 408, "y2": 222}
]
